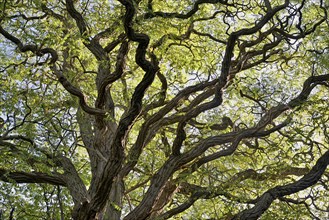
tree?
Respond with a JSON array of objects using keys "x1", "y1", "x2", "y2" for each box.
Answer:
[{"x1": 1, "y1": 0, "x2": 329, "y2": 219}]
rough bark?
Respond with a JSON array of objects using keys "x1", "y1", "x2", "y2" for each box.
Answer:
[
  {"x1": 232, "y1": 150, "x2": 329, "y2": 220},
  {"x1": 1, "y1": 0, "x2": 328, "y2": 219},
  {"x1": 0, "y1": 168, "x2": 65, "y2": 186}
]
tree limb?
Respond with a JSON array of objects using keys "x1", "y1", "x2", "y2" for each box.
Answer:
[
  {"x1": 0, "y1": 168, "x2": 66, "y2": 186},
  {"x1": 232, "y1": 149, "x2": 329, "y2": 220}
]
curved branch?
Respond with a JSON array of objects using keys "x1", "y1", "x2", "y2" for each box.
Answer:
[
  {"x1": 0, "y1": 168, "x2": 66, "y2": 186},
  {"x1": 65, "y1": 0, "x2": 108, "y2": 60},
  {"x1": 95, "y1": 41, "x2": 129, "y2": 109},
  {"x1": 232, "y1": 149, "x2": 329, "y2": 220},
  {"x1": 8, "y1": 12, "x2": 47, "y2": 21},
  {"x1": 56, "y1": 156, "x2": 89, "y2": 204},
  {"x1": 0, "y1": 25, "x2": 58, "y2": 64},
  {"x1": 192, "y1": 29, "x2": 227, "y2": 44},
  {"x1": 183, "y1": 71, "x2": 329, "y2": 165},
  {"x1": 125, "y1": 68, "x2": 328, "y2": 218},
  {"x1": 76, "y1": 1, "x2": 160, "y2": 218},
  {"x1": 51, "y1": 65, "x2": 106, "y2": 116},
  {"x1": 121, "y1": 79, "x2": 218, "y2": 177},
  {"x1": 0, "y1": 23, "x2": 105, "y2": 119},
  {"x1": 289, "y1": 74, "x2": 329, "y2": 108},
  {"x1": 1, "y1": 135, "x2": 34, "y2": 145},
  {"x1": 159, "y1": 165, "x2": 310, "y2": 219},
  {"x1": 122, "y1": 6, "x2": 295, "y2": 218},
  {"x1": 65, "y1": 0, "x2": 88, "y2": 36},
  {"x1": 258, "y1": 74, "x2": 329, "y2": 126},
  {"x1": 144, "y1": 0, "x2": 233, "y2": 19}
]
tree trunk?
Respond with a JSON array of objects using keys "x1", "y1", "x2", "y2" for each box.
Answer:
[{"x1": 102, "y1": 178, "x2": 124, "y2": 220}]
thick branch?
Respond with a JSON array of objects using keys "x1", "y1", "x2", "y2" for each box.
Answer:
[
  {"x1": 258, "y1": 74, "x2": 329, "y2": 127},
  {"x1": 95, "y1": 41, "x2": 129, "y2": 109},
  {"x1": 121, "y1": 80, "x2": 218, "y2": 177},
  {"x1": 232, "y1": 149, "x2": 329, "y2": 220},
  {"x1": 51, "y1": 65, "x2": 106, "y2": 116},
  {"x1": 0, "y1": 168, "x2": 66, "y2": 186},
  {"x1": 65, "y1": 0, "x2": 108, "y2": 60},
  {"x1": 123, "y1": 4, "x2": 293, "y2": 218},
  {"x1": 159, "y1": 165, "x2": 309, "y2": 219},
  {"x1": 77, "y1": 1, "x2": 159, "y2": 218},
  {"x1": 125, "y1": 68, "x2": 327, "y2": 218},
  {"x1": 56, "y1": 156, "x2": 89, "y2": 205}
]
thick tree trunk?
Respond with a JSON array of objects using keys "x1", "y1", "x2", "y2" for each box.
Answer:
[{"x1": 103, "y1": 178, "x2": 124, "y2": 220}]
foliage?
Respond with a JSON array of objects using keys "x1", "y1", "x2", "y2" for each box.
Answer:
[{"x1": 1, "y1": 0, "x2": 329, "y2": 219}]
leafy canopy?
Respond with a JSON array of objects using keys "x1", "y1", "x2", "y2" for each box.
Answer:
[{"x1": 1, "y1": 0, "x2": 329, "y2": 219}]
